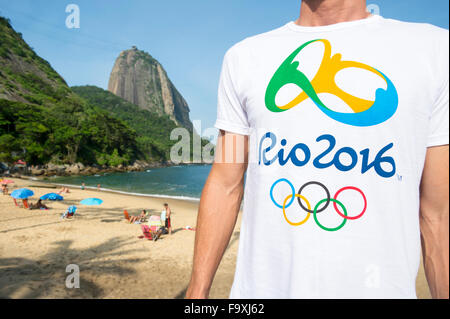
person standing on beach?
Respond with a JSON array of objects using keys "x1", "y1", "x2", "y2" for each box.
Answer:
[
  {"x1": 97, "y1": 184, "x2": 101, "y2": 191},
  {"x1": 162, "y1": 203, "x2": 172, "y2": 235},
  {"x1": 160, "y1": 206, "x2": 167, "y2": 228},
  {"x1": 81, "y1": 182, "x2": 85, "y2": 190},
  {"x1": 186, "y1": 0, "x2": 449, "y2": 299}
]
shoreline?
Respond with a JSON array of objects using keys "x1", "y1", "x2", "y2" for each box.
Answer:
[
  {"x1": 2, "y1": 162, "x2": 212, "y2": 179},
  {"x1": 3, "y1": 163, "x2": 211, "y2": 203},
  {"x1": 46, "y1": 182, "x2": 201, "y2": 203}
]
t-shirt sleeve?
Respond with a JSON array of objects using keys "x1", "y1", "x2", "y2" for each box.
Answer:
[
  {"x1": 427, "y1": 35, "x2": 449, "y2": 147},
  {"x1": 214, "y1": 46, "x2": 251, "y2": 135}
]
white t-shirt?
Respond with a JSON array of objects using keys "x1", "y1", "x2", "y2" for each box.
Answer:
[{"x1": 215, "y1": 15, "x2": 449, "y2": 299}]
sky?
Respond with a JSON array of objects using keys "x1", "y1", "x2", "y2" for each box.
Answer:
[{"x1": 0, "y1": 0, "x2": 448, "y2": 136}]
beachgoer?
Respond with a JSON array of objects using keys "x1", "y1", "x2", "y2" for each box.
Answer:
[
  {"x1": 30, "y1": 199, "x2": 48, "y2": 210},
  {"x1": 1, "y1": 184, "x2": 7, "y2": 195},
  {"x1": 186, "y1": 0, "x2": 449, "y2": 299},
  {"x1": 57, "y1": 187, "x2": 69, "y2": 194},
  {"x1": 140, "y1": 225, "x2": 163, "y2": 241},
  {"x1": 152, "y1": 228, "x2": 163, "y2": 241},
  {"x1": 97, "y1": 184, "x2": 101, "y2": 191},
  {"x1": 160, "y1": 208, "x2": 166, "y2": 227},
  {"x1": 81, "y1": 182, "x2": 85, "y2": 190},
  {"x1": 130, "y1": 209, "x2": 147, "y2": 224},
  {"x1": 162, "y1": 203, "x2": 172, "y2": 235}
]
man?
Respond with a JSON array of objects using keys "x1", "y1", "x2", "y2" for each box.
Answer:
[
  {"x1": 162, "y1": 203, "x2": 172, "y2": 235},
  {"x1": 187, "y1": 0, "x2": 449, "y2": 299},
  {"x1": 29, "y1": 199, "x2": 48, "y2": 210}
]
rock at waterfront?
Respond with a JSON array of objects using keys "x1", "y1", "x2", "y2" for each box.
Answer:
[{"x1": 108, "y1": 46, "x2": 192, "y2": 129}]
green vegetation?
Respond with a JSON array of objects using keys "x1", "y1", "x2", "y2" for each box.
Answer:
[
  {"x1": 0, "y1": 98, "x2": 138, "y2": 165},
  {"x1": 0, "y1": 17, "x2": 67, "y2": 88}
]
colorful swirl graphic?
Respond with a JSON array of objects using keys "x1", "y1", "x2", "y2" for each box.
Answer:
[{"x1": 265, "y1": 39, "x2": 398, "y2": 126}]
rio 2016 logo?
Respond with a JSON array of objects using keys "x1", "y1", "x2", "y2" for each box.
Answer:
[
  {"x1": 258, "y1": 132, "x2": 396, "y2": 178},
  {"x1": 264, "y1": 39, "x2": 398, "y2": 127},
  {"x1": 270, "y1": 179, "x2": 367, "y2": 232}
]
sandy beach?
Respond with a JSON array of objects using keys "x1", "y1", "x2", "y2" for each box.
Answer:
[
  {"x1": 0, "y1": 178, "x2": 240, "y2": 298},
  {"x1": 0, "y1": 178, "x2": 431, "y2": 299}
]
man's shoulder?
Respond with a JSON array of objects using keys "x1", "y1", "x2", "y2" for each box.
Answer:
[{"x1": 382, "y1": 17, "x2": 448, "y2": 40}]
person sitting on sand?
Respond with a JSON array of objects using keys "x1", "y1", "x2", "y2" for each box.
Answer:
[
  {"x1": 139, "y1": 224, "x2": 163, "y2": 241},
  {"x1": 129, "y1": 209, "x2": 147, "y2": 224},
  {"x1": 152, "y1": 227, "x2": 163, "y2": 241},
  {"x1": 29, "y1": 199, "x2": 48, "y2": 210},
  {"x1": 161, "y1": 203, "x2": 172, "y2": 235},
  {"x1": 57, "y1": 187, "x2": 70, "y2": 194},
  {"x1": 1, "y1": 184, "x2": 8, "y2": 195}
]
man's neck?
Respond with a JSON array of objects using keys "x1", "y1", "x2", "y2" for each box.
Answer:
[{"x1": 295, "y1": 0, "x2": 370, "y2": 26}]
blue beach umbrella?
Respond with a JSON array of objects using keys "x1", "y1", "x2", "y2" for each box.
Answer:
[
  {"x1": 40, "y1": 193, "x2": 63, "y2": 201},
  {"x1": 10, "y1": 188, "x2": 34, "y2": 199},
  {"x1": 80, "y1": 198, "x2": 103, "y2": 206}
]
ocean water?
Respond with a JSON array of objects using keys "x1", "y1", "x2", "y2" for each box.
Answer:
[{"x1": 50, "y1": 164, "x2": 212, "y2": 201}]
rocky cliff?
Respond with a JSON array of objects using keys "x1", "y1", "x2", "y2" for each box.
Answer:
[{"x1": 108, "y1": 46, "x2": 192, "y2": 129}]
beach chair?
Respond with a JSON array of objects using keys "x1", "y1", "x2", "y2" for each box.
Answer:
[
  {"x1": 124, "y1": 210, "x2": 131, "y2": 222},
  {"x1": 61, "y1": 205, "x2": 77, "y2": 219},
  {"x1": 67, "y1": 205, "x2": 77, "y2": 218},
  {"x1": 148, "y1": 215, "x2": 162, "y2": 232},
  {"x1": 140, "y1": 225, "x2": 153, "y2": 240}
]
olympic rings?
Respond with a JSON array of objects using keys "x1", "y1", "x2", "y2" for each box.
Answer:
[
  {"x1": 313, "y1": 198, "x2": 347, "y2": 232},
  {"x1": 270, "y1": 178, "x2": 295, "y2": 209},
  {"x1": 283, "y1": 194, "x2": 311, "y2": 226},
  {"x1": 297, "y1": 181, "x2": 330, "y2": 214},
  {"x1": 333, "y1": 186, "x2": 367, "y2": 220},
  {"x1": 269, "y1": 179, "x2": 367, "y2": 231}
]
